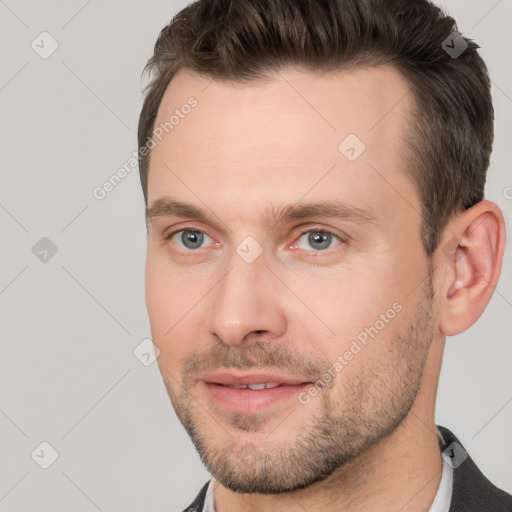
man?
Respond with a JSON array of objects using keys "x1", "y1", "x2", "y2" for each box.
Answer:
[{"x1": 138, "y1": 0, "x2": 511, "y2": 510}]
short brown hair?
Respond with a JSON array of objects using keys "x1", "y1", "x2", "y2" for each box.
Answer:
[{"x1": 138, "y1": 0, "x2": 493, "y2": 256}]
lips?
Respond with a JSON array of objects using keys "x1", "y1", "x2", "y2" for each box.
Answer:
[
  {"x1": 202, "y1": 371, "x2": 309, "y2": 387},
  {"x1": 201, "y1": 371, "x2": 312, "y2": 413}
]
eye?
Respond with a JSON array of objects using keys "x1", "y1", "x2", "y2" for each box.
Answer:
[
  {"x1": 169, "y1": 229, "x2": 214, "y2": 250},
  {"x1": 165, "y1": 227, "x2": 343, "y2": 253},
  {"x1": 296, "y1": 229, "x2": 342, "y2": 251}
]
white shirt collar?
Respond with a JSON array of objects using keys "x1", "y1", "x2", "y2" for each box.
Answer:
[
  {"x1": 428, "y1": 455, "x2": 454, "y2": 512},
  {"x1": 203, "y1": 479, "x2": 215, "y2": 512}
]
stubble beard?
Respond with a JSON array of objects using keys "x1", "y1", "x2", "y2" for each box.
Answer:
[{"x1": 162, "y1": 276, "x2": 435, "y2": 494}]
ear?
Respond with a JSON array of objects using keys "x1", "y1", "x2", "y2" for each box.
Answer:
[{"x1": 437, "y1": 200, "x2": 506, "y2": 336}]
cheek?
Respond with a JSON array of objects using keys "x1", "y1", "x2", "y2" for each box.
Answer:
[
  {"x1": 146, "y1": 273, "x2": 188, "y2": 375},
  {"x1": 289, "y1": 266, "x2": 389, "y2": 328},
  {"x1": 145, "y1": 254, "x2": 170, "y2": 334},
  {"x1": 145, "y1": 253, "x2": 191, "y2": 349},
  {"x1": 145, "y1": 250, "x2": 191, "y2": 316},
  {"x1": 145, "y1": 253, "x2": 212, "y2": 368},
  {"x1": 283, "y1": 262, "x2": 411, "y2": 364}
]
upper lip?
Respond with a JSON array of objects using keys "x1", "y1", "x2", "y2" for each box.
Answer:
[{"x1": 202, "y1": 371, "x2": 311, "y2": 386}]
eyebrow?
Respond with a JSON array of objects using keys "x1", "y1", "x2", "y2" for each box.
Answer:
[{"x1": 145, "y1": 197, "x2": 375, "y2": 227}]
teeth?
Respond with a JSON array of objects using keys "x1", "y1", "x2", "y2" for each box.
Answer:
[
  {"x1": 248, "y1": 383, "x2": 266, "y2": 390},
  {"x1": 228, "y1": 383, "x2": 281, "y2": 390}
]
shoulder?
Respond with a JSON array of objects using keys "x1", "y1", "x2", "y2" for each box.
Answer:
[{"x1": 437, "y1": 426, "x2": 512, "y2": 511}]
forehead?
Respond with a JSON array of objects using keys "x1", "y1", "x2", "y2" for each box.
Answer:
[
  {"x1": 154, "y1": 65, "x2": 412, "y2": 147},
  {"x1": 147, "y1": 65, "x2": 417, "y2": 227}
]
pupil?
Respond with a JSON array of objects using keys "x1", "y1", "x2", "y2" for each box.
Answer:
[
  {"x1": 309, "y1": 231, "x2": 331, "y2": 250},
  {"x1": 182, "y1": 230, "x2": 204, "y2": 249}
]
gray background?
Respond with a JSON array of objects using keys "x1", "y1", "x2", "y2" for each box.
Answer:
[{"x1": 0, "y1": 0, "x2": 511, "y2": 510}]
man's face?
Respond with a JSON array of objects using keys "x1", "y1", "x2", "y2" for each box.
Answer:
[{"x1": 145, "y1": 66, "x2": 438, "y2": 492}]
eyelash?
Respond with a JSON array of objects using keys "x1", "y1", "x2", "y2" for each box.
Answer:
[{"x1": 164, "y1": 226, "x2": 345, "y2": 253}]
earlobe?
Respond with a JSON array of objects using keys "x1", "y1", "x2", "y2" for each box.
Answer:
[{"x1": 438, "y1": 201, "x2": 506, "y2": 336}]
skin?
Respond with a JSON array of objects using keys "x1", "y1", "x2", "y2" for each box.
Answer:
[{"x1": 144, "y1": 65, "x2": 505, "y2": 512}]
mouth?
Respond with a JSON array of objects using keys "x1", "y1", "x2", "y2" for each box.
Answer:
[
  {"x1": 222, "y1": 382, "x2": 285, "y2": 390},
  {"x1": 201, "y1": 371, "x2": 312, "y2": 413}
]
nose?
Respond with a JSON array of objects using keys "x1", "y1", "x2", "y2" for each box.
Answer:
[{"x1": 208, "y1": 253, "x2": 288, "y2": 346}]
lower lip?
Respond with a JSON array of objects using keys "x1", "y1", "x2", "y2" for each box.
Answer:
[{"x1": 203, "y1": 382, "x2": 311, "y2": 413}]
